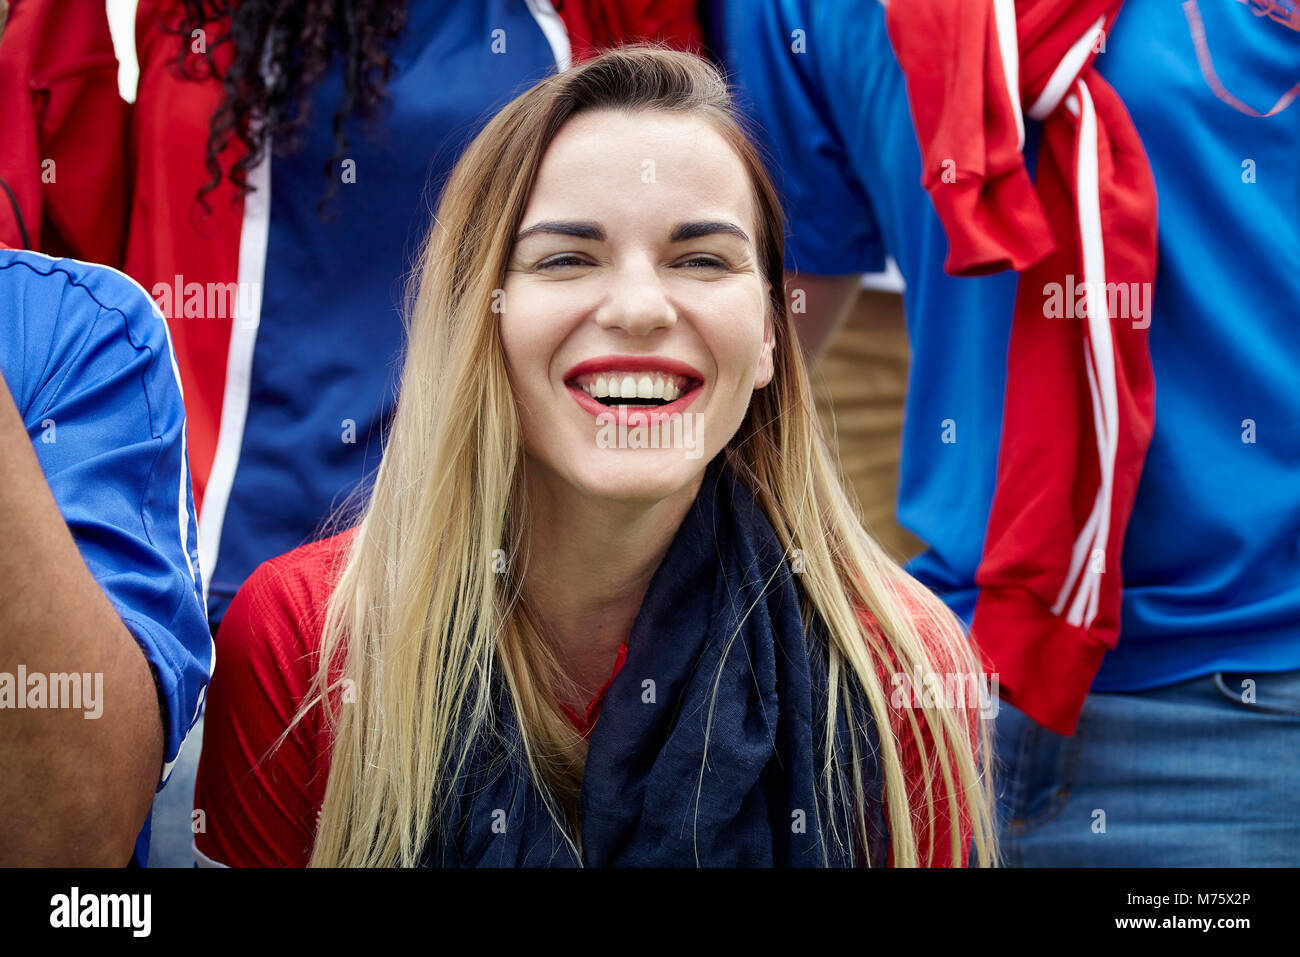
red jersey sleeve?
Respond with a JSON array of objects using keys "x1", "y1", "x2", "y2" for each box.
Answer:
[
  {"x1": 193, "y1": 540, "x2": 344, "y2": 867},
  {"x1": 861, "y1": 605, "x2": 978, "y2": 868},
  {"x1": 126, "y1": 0, "x2": 246, "y2": 515},
  {"x1": 0, "y1": 0, "x2": 128, "y2": 264}
]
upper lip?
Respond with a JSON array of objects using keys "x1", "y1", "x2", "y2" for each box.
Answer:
[{"x1": 562, "y1": 354, "x2": 705, "y2": 383}]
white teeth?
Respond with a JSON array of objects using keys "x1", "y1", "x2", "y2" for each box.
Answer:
[{"x1": 576, "y1": 371, "x2": 691, "y2": 402}]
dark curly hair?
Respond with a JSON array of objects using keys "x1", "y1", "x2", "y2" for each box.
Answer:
[{"x1": 172, "y1": 0, "x2": 410, "y2": 217}]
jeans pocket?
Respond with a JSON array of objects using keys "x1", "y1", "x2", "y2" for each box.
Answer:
[
  {"x1": 1002, "y1": 702, "x2": 1088, "y2": 838},
  {"x1": 1213, "y1": 669, "x2": 1300, "y2": 718}
]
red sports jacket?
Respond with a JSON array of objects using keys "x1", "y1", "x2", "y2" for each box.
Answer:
[{"x1": 886, "y1": 0, "x2": 1159, "y2": 735}]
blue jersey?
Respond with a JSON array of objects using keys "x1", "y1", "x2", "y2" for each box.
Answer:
[
  {"x1": 160, "y1": 0, "x2": 575, "y2": 627},
  {"x1": 0, "y1": 249, "x2": 212, "y2": 865},
  {"x1": 716, "y1": 0, "x2": 1300, "y2": 690}
]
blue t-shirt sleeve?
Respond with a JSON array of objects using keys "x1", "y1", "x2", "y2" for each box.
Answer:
[
  {"x1": 717, "y1": 0, "x2": 885, "y2": 275},
  {"x1": 0, "y1": 251, "x2": 212, "y2": 794}
]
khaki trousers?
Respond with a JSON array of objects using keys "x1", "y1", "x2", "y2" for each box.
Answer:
[{"x1": 808, "y1": 289, "x2": 924, "y2": 563}]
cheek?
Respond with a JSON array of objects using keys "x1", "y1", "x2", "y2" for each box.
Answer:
[
  {"x1": 499, "y1": 282, "x2": 554, "y2": 389},
  {"x1": 706, "y1": 286, "x2": 767, "y2": 379}
]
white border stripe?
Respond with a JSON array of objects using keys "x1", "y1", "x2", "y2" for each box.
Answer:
[
  {"x1": 1027, "y1": 16, "x2": 1105, "y2": 120},
  {"x1": 992, "y1": 0, "x2": 1025, "y2": 151},
  {"x1": 524, "y1": 0, "x2": 572, "y2": 71},
  {"x1": 161, "y1": 639, "x2": 212, "y2": 784},
  {"x1": 192, "y1": 839, "x2": 229, "y2": 868},
  {"x1": 1049, "y1": 80, "x2": 1118, "y2": 630},
  {"x1": 1060, "y1": 348, "x2": 1106, "y2": 624},
  {"x1": 197, "y1": 147, "x2": 270, "y2": 606},
  {"x1": 154, "y1": 289, "x2": 213, "y2": 784},
  {"x1": 140, "y1": 283, "x2": 203, "y2": 596},
  {"x1": 143, "y1": 293, "x2": 204, "y2": 600},
  {"x1": 1073, "y1": 80, "x2": 1117, "y2": 630},
  {"x1": 1052, "y1": 491, "x2": 1102, "y2": 617},
  {"x1": 178, "y1": 426, "x2": 192, "y2": 576}
]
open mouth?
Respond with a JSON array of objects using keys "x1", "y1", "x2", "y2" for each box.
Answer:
[
  {"x1": 568, "y1": 371, "x2": 702, "y2": 409},
  {"x1": 562, "y1": 356, "x2": 707, "y2": 423}
]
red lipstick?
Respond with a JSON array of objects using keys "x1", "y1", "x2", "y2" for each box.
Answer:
[{"x1": 562, "y1": 355, "x2": 705, "y2": 427}]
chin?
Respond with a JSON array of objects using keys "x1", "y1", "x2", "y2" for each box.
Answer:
[{"x1": 567, "y1": 451, "x2": 707, "y2": 504}]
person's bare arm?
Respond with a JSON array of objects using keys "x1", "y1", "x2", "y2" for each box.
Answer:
[
  {"x1": 785, "y1": 272, "x2": 865, "y2": 361},
  {"x1": 0, "y1": 380, "x2": 163, "y2": 866}
]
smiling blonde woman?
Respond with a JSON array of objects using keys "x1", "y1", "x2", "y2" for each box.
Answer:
[{"x1": 192, "y1": 46, "x2": 999, "y2": 869}]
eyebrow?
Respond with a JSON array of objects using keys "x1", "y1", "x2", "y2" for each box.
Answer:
[{"x1": 513, "y1": 220, "x2": 752, "y2": 246}]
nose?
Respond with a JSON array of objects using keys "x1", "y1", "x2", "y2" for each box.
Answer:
[{"x1": 592, "y1": 254, "x2": 677, "y2": 336}]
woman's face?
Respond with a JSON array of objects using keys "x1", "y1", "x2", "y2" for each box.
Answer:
[{"x1": 501, "y1": 109, "x2": 773, "y2": 505}]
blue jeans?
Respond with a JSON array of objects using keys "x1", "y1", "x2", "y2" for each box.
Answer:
[{"x1": 992, "y1": 668, "x2": 1300, "y2": 866}]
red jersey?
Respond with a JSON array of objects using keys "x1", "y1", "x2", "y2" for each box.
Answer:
[
  {"x1": 0, "y1": 0, "x2": 128, "y2": 265},
  {"x1": 194, "y1": 529, "x2": 975, "y2": 867}
]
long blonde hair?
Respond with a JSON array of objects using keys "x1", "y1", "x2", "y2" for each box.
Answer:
[{"x1": 292, "y1": 46, "x2": 998, "y2": 868}]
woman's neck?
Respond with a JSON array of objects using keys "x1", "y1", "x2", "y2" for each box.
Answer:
[{"x1": 521, "y1": 461, "x2": 704, "y2": 703}]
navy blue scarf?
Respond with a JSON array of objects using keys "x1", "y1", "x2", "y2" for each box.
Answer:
[{"x1": 426, "y1": 454, "x2": 888, "y2": 867}]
